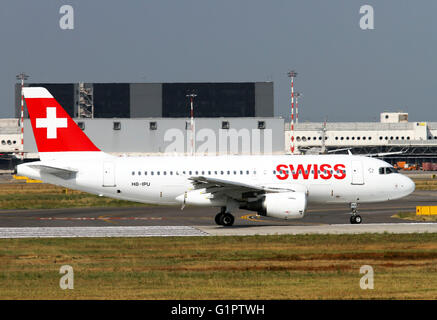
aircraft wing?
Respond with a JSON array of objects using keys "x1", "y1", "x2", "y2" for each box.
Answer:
[
  {"x1": 366, "y1": 151, "x2": 404, "y2": 157},
  {"x1": 29, "y1": 164, "x2": 78, "y2": 179},
  {"x1": 327, "y1": 148, "x2": 404, "y2": 158},
  {"x1": 189, "y1": 176, "x2": 298, "y2": 200},
  {"x1": 190, "y1": 176, "x2": 264, "y2": 191}
]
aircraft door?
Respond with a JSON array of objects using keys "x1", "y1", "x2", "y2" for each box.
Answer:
[
  {"x1": 351, "y1": 160, "x2": 364, "y2": 185},
  {"x1": 103, "y1": 162, "x2": 116, "y2": 187}
]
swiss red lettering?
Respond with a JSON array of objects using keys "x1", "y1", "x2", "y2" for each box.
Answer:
[
  {"x1": 319, "y1": 164, "x2": 332, "y2": 180},
  {"x1": 289, "y1": 164, "x2": 312, "y2": 180},
  {"x1": 313, "y1": 164, "x2": 319, "y2": 179},
  {"x1": 334, "y1": 164, "x2": 346, "y2": 179},
  {"x1": 274, "y1": 163, "x2": 346, "y2": 180},
  {"x1": 276, "y1": 164, "x2": 289, "y2": 180}
]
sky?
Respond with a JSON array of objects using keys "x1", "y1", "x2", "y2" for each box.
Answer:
[{"x1": 1, "y1": 0, "x2": 436, "y2": 122}]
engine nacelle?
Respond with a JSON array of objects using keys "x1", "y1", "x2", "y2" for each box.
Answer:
[
  {"x1": 175, "y1": 189, "x2": 226, "y2": 207},
  {"x1": 246, "y1": 192, "x2": 306, "y2": 220}
]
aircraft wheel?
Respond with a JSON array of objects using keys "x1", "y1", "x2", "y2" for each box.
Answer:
[
  {"x1": 220, "y1": 213, "x2": 235, "y2": 227},
  {"x1": 215, "y1": 213, "x2": 224, "y2": 225},
  {"x1": 350, "y1": 215, "x2": 362, "y2": 224}
]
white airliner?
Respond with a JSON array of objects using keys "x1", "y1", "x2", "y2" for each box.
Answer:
[{"x1": 17, "y1": 87, "x2": 415, "y2": 226}]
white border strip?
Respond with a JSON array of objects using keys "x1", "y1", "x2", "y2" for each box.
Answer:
[
  {"x1": 0, "y1": 226, "x2": 208, "y2": 238},
  {"x1": 197, "y1": 223, "x2": 437, "y2": 236},
  {"x1": 22, "y1": 87, "x2": 53, "y2": 99},
  {"x1": 0, "y1": 224, "x2": 436, "y2": 238}
]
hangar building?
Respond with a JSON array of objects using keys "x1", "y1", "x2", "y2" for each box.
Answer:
[
  {"x1": 15, "y1": 82, "x2": 274, "y2": 119},
  {"x1": 10, "y1": 81, "x2": 282, "y2": 158}
]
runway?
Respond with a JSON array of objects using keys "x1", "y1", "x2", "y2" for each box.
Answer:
[{"x1": 0, "y1": 190, "x2": 436, "y2": 238}]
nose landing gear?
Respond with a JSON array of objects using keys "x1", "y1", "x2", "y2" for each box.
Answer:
[{"x1": 350, "y1": 202, "x2": 362, "y2": 224}]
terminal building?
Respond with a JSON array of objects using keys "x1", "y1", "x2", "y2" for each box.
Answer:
[{"x1": 286, "y1": 112, "x2": 437, "y2": 164}]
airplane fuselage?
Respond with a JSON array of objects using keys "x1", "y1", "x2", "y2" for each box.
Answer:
[
  {"x1": 18, "y1": 86, "x2": 417, "y2": 225},
  {"x1": 18, "y1": 154, "x2": 415, "y2": 207}
]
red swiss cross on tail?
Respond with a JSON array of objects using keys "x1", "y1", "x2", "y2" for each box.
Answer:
[{"x1": 22, "y1": 87, "x2": 100, "y2": 153}]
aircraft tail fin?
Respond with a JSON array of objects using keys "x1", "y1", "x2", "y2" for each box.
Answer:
[{"x1": 22, "y1": 87, "x2": 102, "y2": 160}]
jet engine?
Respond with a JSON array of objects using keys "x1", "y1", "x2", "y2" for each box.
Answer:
[
  {"x1": 175, "y1": 189, "x2": 226, "y2": 207},
  {"x1": 242, "y1": 192, "x2": 307, "y2": 220}
]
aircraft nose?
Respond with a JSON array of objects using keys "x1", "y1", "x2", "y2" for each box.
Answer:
[{"x1": 401, "y1": 175, "x2": 415, "y2": 196}]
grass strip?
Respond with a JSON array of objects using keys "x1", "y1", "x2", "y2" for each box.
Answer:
[
  {"x1": 0, "y1": 184, "x2": 146, "y2": 209},
  {"x1": 1, "y1": 233, "x2": 437, "y2": 299}
]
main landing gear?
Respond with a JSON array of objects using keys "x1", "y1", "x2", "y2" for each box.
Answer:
[
  {"x1": 349, "y1": 202, "x2": 362, "y2": 224},
  {"x1": 215, "y1": 207, "x2": 235, "y2": 227}
]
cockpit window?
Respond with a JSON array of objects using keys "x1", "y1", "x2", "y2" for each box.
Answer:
[
  {"x1": 379, "y1": 167, "x2": 398, "y2": 175},
  {"x1": 387, "y1": 167, "x2": 398, "y2": 174}
]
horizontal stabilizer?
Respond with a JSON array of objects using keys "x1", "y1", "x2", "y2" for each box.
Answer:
[{"x1": 29, "y1": 164, "x2": 78, "y2": 179}]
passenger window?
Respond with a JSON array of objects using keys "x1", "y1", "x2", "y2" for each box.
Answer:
[
  {"x1": 138, "y1": 171, "x2": 141, "y2": 176},
  {"x1": 132, "y1": 171, "x2": 135, "y2": 175}
]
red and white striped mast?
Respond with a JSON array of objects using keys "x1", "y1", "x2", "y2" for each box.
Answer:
[
  {"x1": 295, "y1": 92, "x2": 301, "y2": 125},
  {"x1": 16, "y1": 72, "x2": 29, "y2": 161},
  {"x1": 287, "y1": 70, "x2": 297, "y2": 154},
  {"x1": 186, "y1": 93, "x2": 197, "y2": 156}
]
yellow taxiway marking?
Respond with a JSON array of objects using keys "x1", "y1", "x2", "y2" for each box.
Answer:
[
  {"x1": 98, "y1": 216, "x2": 115, "y2": 224},
  {"x1": 240, "y1": 214, "x2": 264, "y2": 222}
]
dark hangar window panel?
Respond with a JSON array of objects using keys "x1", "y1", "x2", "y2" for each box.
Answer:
[
  {"x1": 162, "y1": 83, "x2": 255, "y2": 117},
  {"x1": 93, "y1": 83, "x2": 130, "y2": 118}
]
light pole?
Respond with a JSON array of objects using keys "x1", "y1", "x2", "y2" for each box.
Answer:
[
  {"x1": 294, "y1": 92, "x2": 302, "y2": 125},
  {"x1": 186, "y1": 93, "x2": 197, "y2": 156},
  {"x1": 16, "y1": 72, "x2": 29, "y2": 161}
]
